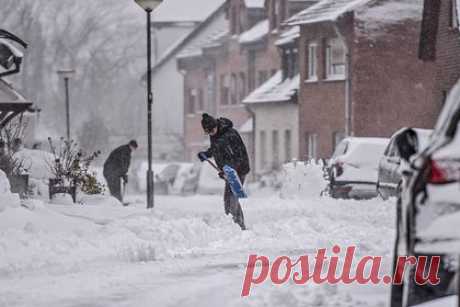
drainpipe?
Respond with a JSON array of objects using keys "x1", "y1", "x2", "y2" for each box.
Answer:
[
  {"x1": 245, "y1": 105, "x2": 256, "y2": 182},
  {"x1": 333, "y1": 24, "x2": 353, "y2": 137}
]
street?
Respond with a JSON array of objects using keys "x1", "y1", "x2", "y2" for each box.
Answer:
[{"x1": 0, "y1": 194, "x2": 394, "y2": 307}]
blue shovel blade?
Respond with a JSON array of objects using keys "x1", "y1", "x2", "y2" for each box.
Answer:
[{"x1": 223, "y1": 165, "x2": 248, "y2": 198}]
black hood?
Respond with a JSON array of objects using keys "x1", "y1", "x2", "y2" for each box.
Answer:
[{"x1": 217, "y1": 117, "x2": 233, "y2": 135}]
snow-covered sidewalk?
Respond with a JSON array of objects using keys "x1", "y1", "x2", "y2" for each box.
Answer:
[{"x1": 0, "y1": 194, "x2": 396, "y2": 307}]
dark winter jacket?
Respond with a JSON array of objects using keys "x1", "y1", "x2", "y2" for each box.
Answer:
[
  {"x1": 103, "y1": 144, "x2": 132, "y2": 177},
  {"x1": 204, "y1": 118, "x2": 250, "y2": 175}
]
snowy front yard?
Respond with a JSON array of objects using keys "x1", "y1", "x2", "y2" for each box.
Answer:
[{"x1": 0, "y1": 192, "x2": 397, "y2": 307}]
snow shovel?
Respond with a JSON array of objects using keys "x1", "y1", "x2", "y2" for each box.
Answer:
[
  {"x1": 204, "y1": 159, "x2": 247, "y2": 199},
  {"x1": 122, "y1": 180, "x2": 130, "y2": 206}
]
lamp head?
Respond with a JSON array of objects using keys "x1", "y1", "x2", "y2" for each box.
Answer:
[
  {"x1": 57, "y1": 69, "x2": 76, "y2": 80},
  {"x1": 134, "y1": 0, "x2": 163, "y2": 11}
]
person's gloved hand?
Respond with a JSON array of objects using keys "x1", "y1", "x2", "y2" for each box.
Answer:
[
  {"x1": 197, "y1": 152, "x2": 208, "y2": 162},
  {"x1": 122, "y1": 175, "x2": 128, "y2": 184},
  {"x1": 218, "y1": 171, "x2": 226, "y2": 180}
]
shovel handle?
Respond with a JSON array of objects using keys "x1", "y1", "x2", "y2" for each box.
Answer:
[{"x1": 205, "y1": 159, "x2": 221, "y2": 172}]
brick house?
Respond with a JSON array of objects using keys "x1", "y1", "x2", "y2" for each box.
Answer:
[
  {"x1": 419, "y1": 0, "x2": 460, "y2": 106},
  {"x1": 178, "y1": 0, "x2": 316, "y2": 174},
  {"x1": 287, "y1": 0, "x2": 438, "y2": 159}
]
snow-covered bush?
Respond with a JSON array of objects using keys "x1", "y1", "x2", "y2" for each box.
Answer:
[
  {"x1": 0, "y1": 169, "x2": 20, "y2": 212},
  {"x1": 279, "y1": 160, "x2": 328, "y2": 199}
]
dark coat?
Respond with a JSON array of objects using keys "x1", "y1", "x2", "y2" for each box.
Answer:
[
  {"x1": 103, "y1": 144, "x2": 132, "y2": 177},
  {"x1": 204, "y1": 118, "x2": 250, "y2": 175}
]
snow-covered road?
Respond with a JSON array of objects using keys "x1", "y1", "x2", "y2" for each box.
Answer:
[{"x1": 0, "y1": 194, "x2": 396, "y2": 307}]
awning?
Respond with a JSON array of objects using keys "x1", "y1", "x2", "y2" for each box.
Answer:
[{"x1": 0, "y1": 78, "x2": 32, "y2": 128}]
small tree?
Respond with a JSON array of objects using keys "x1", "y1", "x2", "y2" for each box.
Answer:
[{"x1": 0, "y1": 118, "x2": 29, "y2": 176}]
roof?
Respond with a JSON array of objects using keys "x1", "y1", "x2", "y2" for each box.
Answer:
[
  {"x1": 245, "y1": 0, "x2": 265, "y2": 9},
  {"x1": 151, "y1": 0, "x2": 226, "y2": 23},
  {"x1": 0, "y1": 38, "x2": 24, "y2": 58},
  {"x1": 275, "y1": 26, "x2": 300, "y2": 46},
  {"x1": 0, "y1": 78, "x2": 32, "y2": 128},
  {"x1": 243, "y1": 71, "x2": 299, "y2": 104},
  {"x1": 149, "y1": 2, "x2": 226, "y2": 75},
  {"x1": 239, "y1": 19, "x2": 269, "y2": 45},
  {"x1": 356, "y1": 0, "x2": 424, "y2": 37},
  {"x1": 177, "y1": 29, "x2": 228, "y2": 59},
  {"x1": 286, "y1": 0, "x2": 371, "y2": 25}
]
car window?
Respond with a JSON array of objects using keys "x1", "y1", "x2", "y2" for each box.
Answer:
[
  {"x1": 332, "y1": 140, "x2": 348, "y2": 158},
  {"x1": 384, "y1": 139, "x2": 396, "y2": 157}
]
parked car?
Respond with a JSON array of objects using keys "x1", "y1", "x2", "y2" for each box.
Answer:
[
  {"x1": 377, "y1": 128, "x2": 432, "y2": 200},
  {"x1": 327, "y1": 137, "x2": 389, "y2": 199},
  {"x1": 390, "y1": 81, "x2": 460, "y2": 307}
]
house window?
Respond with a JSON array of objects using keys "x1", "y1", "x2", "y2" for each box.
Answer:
[
  {"x1": 258, "y1": 70, "x2": 268, "y2": 86},
  {"x1": 220, "y1": 74, "x2": 229, "y2": 105},
  {"x1": 272, "y1": 130, "x2": 280, "y2": 168},
  {"x1": 285, "y1": 48, "x2": 299, "y2": 79},
  {"x1": 306, "y1": 133, "x2": 318, "y2": 160},
  {"x1": 260, "y1": 130, "x2": 267, "y2": 169},
  {"x1": 285, "y1": 129, "x2": 292, "y2": 162},
  {"x1": 239, "y1": 73, "x2": 246, "y2": 101},
  {"x1": 451, "y1": 0, "x2": 459, "y2": 29},
  {"x1": 271, "y1": 0, "x2": 279, "y2": 30},
  {"x1": 197, "y1": 89, "x2": 204, "y2": 112},
  {"x1": 206, "y1": 71, "x2": 215, "y2": 113},
  {"x1": 332, "y1": 131, "x2": 345, "y2": 151},
  {"x1": 188, "y1": 89, "x2": 197, "y2": 114},
  {"x1": 326, "y1": 38, "x2": 346, "y2": 78},
  {"x1": 307, "y1": 43, "x2": 318, "y2": 80},
  {"x1": 230, "y1": 73, "x2": 238, "y2": 104}
]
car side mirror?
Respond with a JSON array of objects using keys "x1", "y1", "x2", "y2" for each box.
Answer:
[{"x1": 395, "y1": 129, "x2": 418, "y2": 162}]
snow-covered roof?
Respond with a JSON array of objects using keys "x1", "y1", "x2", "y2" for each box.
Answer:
[
  {"x1": 275, "y1": 26, "x2": 300, "y2": 46},
  {"x1": 177, "y1": 29, "x2": 228, "y2": 59},
  {"x1": 356, "y1": 0, "x2": 424, "y2": 37},
  {"x1": 239, "y1": 118, "x2": 253, "y2": 133},
  {"x1": 0, "y1": 38, "x2": 24, "y2": 58},
  {"x1": 286, "y1": 0, "x2": 371, "y2": 25},
  {"x1": 239, "y1": 19, "x2": 269, "y2": 44},
  {"x1": 243, "y1": 71, "x2": 299, "y2": 104},
  {"x1": 0, "y1": 79, "x2": 28, "y2": 104},
  {"x1": 244, "y1": 0, "x2": 265, "y2": 9},
  {"x1": 152, "y1": 0, "x2": 226, "y2": 23}
]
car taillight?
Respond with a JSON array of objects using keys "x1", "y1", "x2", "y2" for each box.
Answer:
[{"x1": 428, "y1": 159, "x2": 460, "y2": 184}]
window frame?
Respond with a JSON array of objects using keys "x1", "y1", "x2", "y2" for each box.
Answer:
[
  {"x1": 307, "y1": 43, "x2": 318, "y2": 81},
  {"x1": 325, "y1": 38, "x2": 346, "y2": 80}
]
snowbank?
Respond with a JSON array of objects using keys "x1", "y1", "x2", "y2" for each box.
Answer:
[
  {"x1": 0, "y1": 170, "x2": 20, "y2": 212},
  {"x1": 279, "y1": 160, "x2": 328, "y2": 199},
  {"x1": 15, "y1": 148, "x2": 54, "y2": 180}
]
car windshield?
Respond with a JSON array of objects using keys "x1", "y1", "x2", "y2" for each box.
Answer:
[{"x1": 332, "y1": 140, "x2": 348, "y2": 158}]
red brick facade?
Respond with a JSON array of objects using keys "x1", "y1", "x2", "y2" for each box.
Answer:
[
  {"x1": 297, "y1": 7, "x2": 438, "y2": 159},
  {"x1": 431, "y1": 0, "x2": 460, "y2": 105}
]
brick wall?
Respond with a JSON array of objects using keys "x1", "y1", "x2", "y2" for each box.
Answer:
[
  {"x1": 433, "y1": 0, "x2": 460, "y2": 105},
  {"x1": 352, "y1": 19, "x2": 438, "y2": 137}
]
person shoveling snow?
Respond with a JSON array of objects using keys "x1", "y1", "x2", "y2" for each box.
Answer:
[
  {"x1": 103, "y1": 140, "x2": 138, "y2": 205},
  {"x1": 198, "y1": 113, "x2": 250, "y2": 230}
]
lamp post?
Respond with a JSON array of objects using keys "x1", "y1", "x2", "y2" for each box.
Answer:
[
  {"x1": 134, "y1": 0, "x2": 162, "y2": 209},
  {"x1": 57, "y1": 69, "x2": 76, "y2": 141}
]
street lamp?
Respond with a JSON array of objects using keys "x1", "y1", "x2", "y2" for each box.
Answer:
[
  {"x1": 57, "y1": 69, "x2": 76, "y2": 141},
  {"x1": 134, "y1": 0, "x2": 162, "y2": 209}
]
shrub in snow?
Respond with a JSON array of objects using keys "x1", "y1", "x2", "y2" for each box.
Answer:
[
  {"x1": 46, "y1": 137, "x2": 105, "y2": 195},
  {"x1": 279, "y1": 160, "x2": 328, "y2": 199}
]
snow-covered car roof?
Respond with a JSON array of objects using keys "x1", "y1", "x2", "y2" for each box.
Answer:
[{"x1": 332, "y1": 137, "x2": 389, "y2": 164}]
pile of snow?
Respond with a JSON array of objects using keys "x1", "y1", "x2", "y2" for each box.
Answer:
[
  {"x1": 0, "y1": 170, "x2": 20, "y2": 212},
  {"x1": 197, "y1": 161, "x2": 224, "y2": 195},
  {"x1": 15, "y1": 148, "x2": 54, "y2": 180},
  {"x1": 279, "y1": 160, "x2": 328, "y2": 199}
]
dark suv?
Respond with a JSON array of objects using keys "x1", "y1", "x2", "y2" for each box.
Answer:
[{"x1": 390, "y1": 82, "x2": 460, "y2": 307}]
